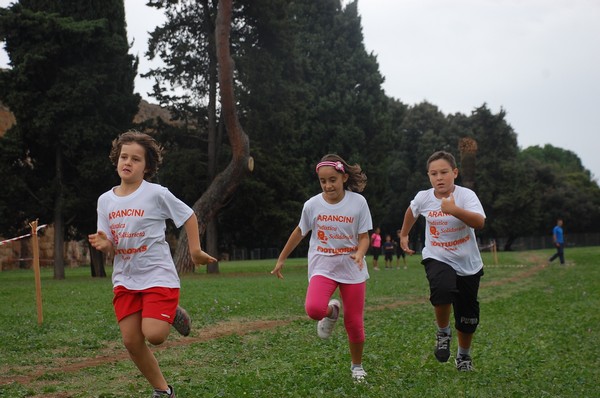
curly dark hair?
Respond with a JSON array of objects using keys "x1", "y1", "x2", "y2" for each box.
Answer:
[{"x1": 109, "y1": 130, "x2": 163, "y2": 180}]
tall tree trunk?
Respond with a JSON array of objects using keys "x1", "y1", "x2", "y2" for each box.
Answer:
[
  {"x1": 53, "y1": 146, "x2": 65, "y2": 279},
  {"x1": 206, "y1": 220, "x2": 219, "y2": 272},
  {"x1": 174, "y1": 0, "x2": 252, "y2": 273},
  {"x1": 19, "y1": 238, "x2": 30, "y2": 269},
  {"x1": 205, "y1": 0, "x2": 220, "y2": 273},
  {"x1": 459, "y1": 137, "x2": 478, "y2": 190},
  {"x1": 504, "y1": 236, "x2": 515, "y2": 251},
  {"x1": 88, "y1": 242, "x2": 107, "y2": 277}
]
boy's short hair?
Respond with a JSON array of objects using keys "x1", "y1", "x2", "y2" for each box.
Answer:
[{"x1": 426, "y1": 151, "x2": 457, "y2": 170}]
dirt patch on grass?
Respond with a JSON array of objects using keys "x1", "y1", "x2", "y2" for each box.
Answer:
[
  {"x1": 0, "y1": 319, "x2": 293, "y2": 386},
  {"x1": 483, "y1": 263, "x2": 547, "y2": 287},
  {"x1": 0, "y1": 261, "x2": 548, "y2": 386}
]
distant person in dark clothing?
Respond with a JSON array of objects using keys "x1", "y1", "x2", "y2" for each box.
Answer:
[
  {"x1": 395, "y1": 229, "x2": 407, "y2": 269},
  {"x1": 383, "y1": 234, "x2": 395, "y2": 269},
  {"x1": 548, "y1": 219, "x2": 565, "y2": 265}
]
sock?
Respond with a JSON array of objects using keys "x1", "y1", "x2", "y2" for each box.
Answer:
[
  {"x1": 438, "y1": 325, "x2": 451, "y2": 335},
  {"x1": 458, "y1": 346, "x2": 471, "y2": 358},
  {"x1": 351, "y1": 363, "x2": 363, "y2": 370}
]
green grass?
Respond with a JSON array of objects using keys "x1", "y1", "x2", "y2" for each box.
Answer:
[{"x1": 0, "y1": 248, "x2": 598, "y2": 397}]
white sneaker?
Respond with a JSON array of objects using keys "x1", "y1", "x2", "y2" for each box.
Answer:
[
  {"x1": 351, "y1": 365, "x2": 367, "y2": 382},
  {"x1": 317, "y1": 299, "x2": 340, "y2": 339}
]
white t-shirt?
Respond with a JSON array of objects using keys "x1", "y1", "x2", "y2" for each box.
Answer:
[
  {"x1": 96, "y1": 180, "x2": 193, "y2": 290},
  {"x1": 409, "y1": 185, "x2": 485, "y2": 276},
  {"x1": 299, "y1": 191, "x2": 373, "y2": 284}
]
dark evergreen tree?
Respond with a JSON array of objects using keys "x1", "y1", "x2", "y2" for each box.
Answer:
[
  {"x1": 222, "y1": 0, "x2": 390, "y2": 252},
  {"x1": 0, "y1": 0, "x2": 139, "y2": 278},
  {"x1": 521, "y1": 144, "x2": 600, "y2": 234},
  {"x1": 465, "y1": 104, "x2": 539, "y2": 248}
]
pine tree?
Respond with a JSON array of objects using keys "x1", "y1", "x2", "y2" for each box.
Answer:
[{"x1": 0, "y1": 0, "x2": 139, "y2": 278}]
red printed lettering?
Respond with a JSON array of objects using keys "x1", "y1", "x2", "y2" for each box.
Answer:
[
  {"x1": 316, "y1": 214, "x2": 355, "y2": 223},
  {"x1": 114, "y1": 245, "x2": 148, "y2": 255},
  {"x1": 109, "y1": 209, "x2": 145, "y2": 220}
]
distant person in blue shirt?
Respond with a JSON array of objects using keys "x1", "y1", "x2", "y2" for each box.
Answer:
[{"x1": 548, "y1": 219, "x2": 565, "y2": 265}]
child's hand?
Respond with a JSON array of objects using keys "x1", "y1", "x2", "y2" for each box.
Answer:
[
  {"x1": 271, "y1": 261, "x2": 285, "y2": 279},
  {"x1": 349, "y1": 253, "x2": 364, "y2": 270},
  {"x1": 88, "y1": 231, "x2": 112, "y2": 253},
  {"x1": 191, "y1": 249, "x2": 217, "y2": 266},
  {"x1": 400, "y1": 235, "x2": 415, "y2": 255},
  {"x1": 440, "y1": 193, "x2": 457, "y2": 214}
]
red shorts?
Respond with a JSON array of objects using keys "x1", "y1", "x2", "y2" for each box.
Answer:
[{"x1": 113, "y1": 286, "x2": 180, "y2": 324}]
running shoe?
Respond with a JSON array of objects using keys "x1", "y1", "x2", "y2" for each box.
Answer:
[
  {"x1": 152, "y1": 385, "x2": 175, "y2": 398},
  {"x1": 351, "y1": 365, "x2": 367, "y2": 383},
  {"x1": 455, "y1": 355, "x2": 474, "y2": 372},
  {"x1": 317, "y1": 299, "x2": 340, "y2": 339},
  {"x1": 173, "y1": 306, "x2": 191, "y2": 337},
  {"x1": 434, "y1": 331, "x2": 451, "y2": 362}
]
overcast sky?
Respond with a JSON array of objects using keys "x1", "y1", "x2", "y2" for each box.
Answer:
[{"x1": 1, "y1": 0, "x2": 599, "y2": 180}]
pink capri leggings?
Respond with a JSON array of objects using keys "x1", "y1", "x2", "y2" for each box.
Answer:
[{"x1": 305, "y1": 275, "x2": 366, "y2": 343}]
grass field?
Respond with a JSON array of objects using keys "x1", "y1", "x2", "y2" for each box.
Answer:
[{"x1": 0, "y1": 247, "x2": 598, "y2": 397}]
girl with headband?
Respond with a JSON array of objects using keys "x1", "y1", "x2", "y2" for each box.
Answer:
[{"x1": 271, "y1": 153, "x2": 373, "y2": 382}]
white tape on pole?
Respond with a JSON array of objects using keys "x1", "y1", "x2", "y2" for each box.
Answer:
[{"x1": 0, "y1": 224, "x2": 47, "y2": 246}]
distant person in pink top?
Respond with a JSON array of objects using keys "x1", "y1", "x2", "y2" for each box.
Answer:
[{"x1": 370, "y1": 227, "x2": 382, "y2": 270}]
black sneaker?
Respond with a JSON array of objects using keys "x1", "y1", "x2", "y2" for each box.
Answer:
[
  {"x1": 173, "y1": 306, "x2": 191, "y2": 336},
  {"x1": 152, "y1": 385, "x2": 175, "y2": 398},
  {"x1": 455, "y1": 355, "x2": 474, "y2": 372},
  {"x1": 434, "y1": 331, "x2": 451, "y2": 362}
]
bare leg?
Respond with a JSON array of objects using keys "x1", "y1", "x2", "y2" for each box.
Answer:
[
  {"x1": 119, "y1": 313, "x2": 170, "y2": 391},
  {"x1": 457, "y1": 330, "x2": 473, "y2": 349},
  {"x1": 434, "y1": 303, "x2": 452, "y2": 328},
  {"x1": 349, "y1": 342, "x2": 364, "y2": 365}
]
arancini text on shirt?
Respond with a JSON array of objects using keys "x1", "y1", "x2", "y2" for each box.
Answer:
[
  {"x1": 427, "y1": 210, "x2": 451, "y2": 218},
  {"x1": 316, "y1": 214, "x2": 354, "y2": 223},
  {"x1": 109, "y1": 208, "x2": 145, "y2": 220}
]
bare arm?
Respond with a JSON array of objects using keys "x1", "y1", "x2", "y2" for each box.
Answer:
[
  {"x1": 184, "y1": 213, "x2": 217, "y2": 265},
  {"x1": 271, "y1": 226, "x2": 305, "y2": 279},
  {"x1": 88, "y1": 231, "x2": 114, "y2": 256},
  {"x1": 441, "y1": 194, "x2": 485, "y2": 230},
  {"x1": 350, "y1": 232, "x2": 370, "y2": 269},
  {"x1": 399, "y1": 207, "x2": 417, "y2": 254}
]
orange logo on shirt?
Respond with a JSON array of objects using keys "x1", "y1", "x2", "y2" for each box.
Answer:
[{"x1": 317, "y1": 230, "x2": 328, "y2": 244}]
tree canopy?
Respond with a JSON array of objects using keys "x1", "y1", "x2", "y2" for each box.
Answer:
[
  {"x1": 1, "y1": 0, "x2": 598, "y2": 269},
  {"x1": 0, "y1": 0, "x2": 139, "y2": 277}
]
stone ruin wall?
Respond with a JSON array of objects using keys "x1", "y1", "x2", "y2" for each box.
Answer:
[{"x1": 0, "y1": 225, "x2": 89, "y2": 270}]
